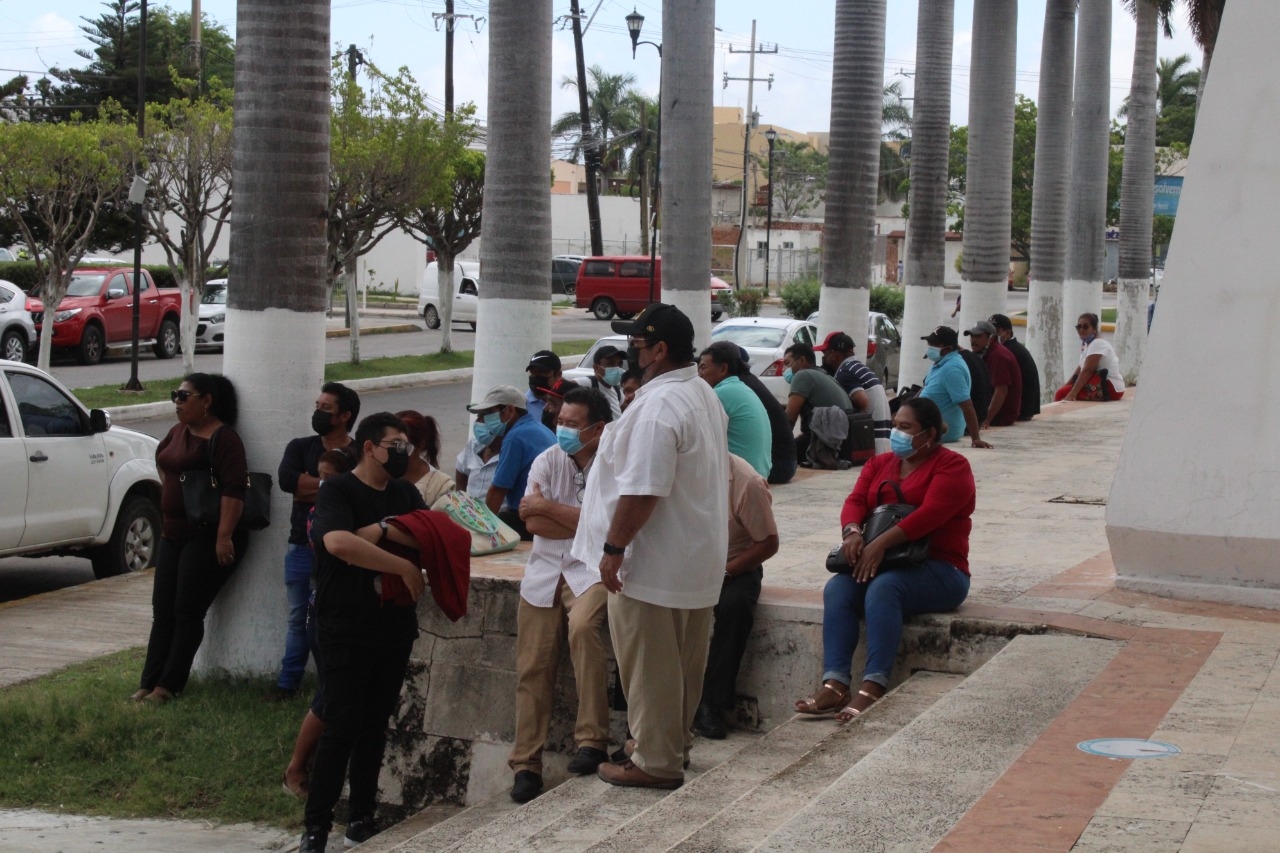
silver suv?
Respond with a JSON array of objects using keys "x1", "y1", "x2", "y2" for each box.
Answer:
[{"x1": 0, "y1": 279, "x2": 36, "y2": 362}]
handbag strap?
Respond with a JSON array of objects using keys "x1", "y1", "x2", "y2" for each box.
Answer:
[
  {"x1": 203, "y1": 425, "x2": 225, "y2": 486},
  {"x1": 876, "y1": 479, "x2": 908, "y2": 505}
]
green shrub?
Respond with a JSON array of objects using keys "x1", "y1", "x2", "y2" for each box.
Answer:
[
  {"x1": 779, "y1": 276, "x2": 822, "y2": 319},
  {"x1": 870, "y1": 284, "x2": 905, "y2": 324},
  {"x1": 736, "y1": 288, "x2": 764, "y2": 317},
  {"x1": 0, "y1": 262, "x2": 39, "y2": 291},
  {"x1": 716, "y1": 288, "x2": 737, "y2": 317}
]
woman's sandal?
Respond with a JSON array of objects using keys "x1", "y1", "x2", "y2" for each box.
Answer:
[
  {"x1": 795, "y1": 681, "x2": 851, "y2": 715},
  {"x1": 835, "y1": 689, "x2": 881, "y2": 723}
]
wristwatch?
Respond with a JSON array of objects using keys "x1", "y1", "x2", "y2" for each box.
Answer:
[
  {"x1": 842, "y1": 523, "x2": 863, "y2": 539},
  {"x1": 378, "y1": 518, "x2": 390, "y2": 539},
  {"x1": 603, "y1": 541, "x2": 626, "y2": 556}
]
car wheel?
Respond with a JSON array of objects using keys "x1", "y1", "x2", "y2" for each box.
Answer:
[
  {"x1": 564, "y1": 283, "x2": 576, "y2": 296},
  {"x1": 76, "y1": 325, "x2": 105, "y2": 365},
  {"x1": 423, "y1": 305, "x2": 441, "y2": 329},
  {"x1": 1, "y1": 328, "x2": 27, "y2": 362},
  {"x1": 90, "y1": 495, "x2": 161, "y2": 580},
  {"x1": 592, "y1": 298, "x2": 617, "y2": 321},
  {"x1": 711, "y1": 311, "x2": 723, "y2": 322},
  {"x1": 152, "y1": 318, "x2": 179, "y2": 359}
]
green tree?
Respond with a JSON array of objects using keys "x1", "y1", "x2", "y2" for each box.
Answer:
[
  {"x1": 1010, "y1": 95, "x2": 1038, "y2": 264},
  {"x1": 0, "y1": 117, "x2": 139, "y2": 370},
  {"x1": 764, "y1": 140, "x2": 828, "y2": 220}
]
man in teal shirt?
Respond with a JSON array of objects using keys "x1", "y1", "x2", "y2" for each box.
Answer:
[
  {"x1": 918, "y1": 326, "x2": 992, "y2": 448},
  {"x1": 698, "y1": 342, "x2": 772, "y2": 478}
]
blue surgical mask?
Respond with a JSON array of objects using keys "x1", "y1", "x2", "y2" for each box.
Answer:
[
  {"x1": 602, "y1": 366, "x2": 624, "y2": 387},
  {"x1": 556, "y1": 425, "x2": 585, "y2": 455},
  {"x1": 890, "y1": 427, "x2": 918, "y2": 459},
  {"x1": 472, "y1": 411, "x2": 507, "y2": 447},
  {"x1": 782, "y1": 367, "x2": 795, "y2": 384},
  {"x1": 925, "y1": 346, "x2": 942, "y2": 363}
]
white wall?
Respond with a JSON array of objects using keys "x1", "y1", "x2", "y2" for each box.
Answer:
[{"x1": 1105, "y1": 0, "x2": 1280, "y2": 608}]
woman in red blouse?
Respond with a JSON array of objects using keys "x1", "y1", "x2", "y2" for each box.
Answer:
[
  {"x1": 133, "y1": 373, "x2": 249, "y2": 704},
  {"x1": 795, "y1": 397, "x2": 974, "y2": 722}
]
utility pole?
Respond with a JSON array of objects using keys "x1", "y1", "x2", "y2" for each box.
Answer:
[
  {"x1": 569, "y1": 0, "x2": 603, "y2": 256},
  {"x1": 431, "y1": 6, "x2": 485, "y2": 114},
  {"x1": 726, "y1": 24, "x2": 777, "y2": 293},
  {"x1": 189, "y1": 0, "x2": 202, "y2": 92}
]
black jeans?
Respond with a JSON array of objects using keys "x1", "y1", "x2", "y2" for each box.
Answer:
[
  {"x1": 499, "y1": 508, "x2": 533, "y2": 542},
  {"x1": 139, "y1": 532, "x2": 246, "y2": 694},
  {"x1": 304, "y1": 634, "x2": 414, "y2": 831},
  {"x1": 700, "y1": 566, "x2": 763, "y2": 711}
]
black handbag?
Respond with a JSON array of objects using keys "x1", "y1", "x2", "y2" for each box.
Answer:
[
  {"x1": 826, "y1": 480, "x2": 929, "y2": 574},
  {"x1": 180, "y1": 427, "x2": 273, "y2": 531}
]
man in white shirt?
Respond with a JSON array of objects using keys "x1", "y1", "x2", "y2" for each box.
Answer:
[
  {"x1": 507, "y1": 387, "x2": 615, "y2": 804},
  {"x1": 572, "y1": 303, "x2": 730, "y2": 790}
]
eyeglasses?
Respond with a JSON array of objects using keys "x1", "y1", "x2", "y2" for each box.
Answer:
[
  {"x1": 378, "y1": 439, "x2": 413, "y2": 454},
  {"x1": 628, "y1": 338, "x2": 654, "y2": 349},
  {"x1": 573, "y1": 469, "x2": 586, "y2": 503},
  {"x1": 1075, "y1": 324, "x2": 1091, "y2": 331},
  {"x1": 170, "y1": 389, "x2": 198, "y2": 403}
]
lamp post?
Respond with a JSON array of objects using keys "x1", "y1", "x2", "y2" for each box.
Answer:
[
  {"x1": 123, "y1": 0, "x2": 149, "y2": 393},
  {"x1": 626, "y1": 9, "x2": 662, "y2": 304},
  {"x1": 763, "y1": 127, "x2": 777, "y2": 297}
]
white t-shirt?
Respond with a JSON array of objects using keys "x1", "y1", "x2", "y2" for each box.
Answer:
[
  {"x1": 571, "y1": 365, "x2": 730, "y2": 609},
  {"x1": 519, "y1": 446, "x2": 600, "y2": 607},
  {"x1": 1081, "y1": 338, "x2": 1125, "y2": 391}
]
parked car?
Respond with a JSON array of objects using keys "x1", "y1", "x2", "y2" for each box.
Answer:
[
  {"x1": 806, "y1": 310, "x2": 903, "y2": 390},
  {"x1": 711, "y1": 317, "x2": 819, "y2": 403},
  {"x1": 418, "y1": 261, "x2": 479, "y2": 330},
  {"x1": 0, "y1": 279, "x2": 37, "y2": 363},
  {"x1": 552, "y1": 256, "x2": 581, "y2": 296},
  {"x1": 26, "y1": 268, "x2": 183, "y2": 365},
  {"x1": 562, "y1": 334, "x2": 629, "y2": 385},
  {"x1": 0, "y1": 360, "x2": 162, "y2": 579},
  {"x1": 0, "y1": 247, "x2": 17, "y2": 262},
  {"x1": 196, "y1": 279, "x2": 227, "y2": 352},
  {"x1": 573, "y1": 256, "x2": 730, "y2": 321}
]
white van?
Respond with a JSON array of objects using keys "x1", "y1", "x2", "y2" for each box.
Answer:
[{"x1": 418, "y1": 261, "x2": 479, "y2": 329}]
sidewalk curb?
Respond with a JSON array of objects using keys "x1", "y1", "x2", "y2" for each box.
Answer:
[{"x1": 325, "y1": 323, "x2": 421, "y2": 338}]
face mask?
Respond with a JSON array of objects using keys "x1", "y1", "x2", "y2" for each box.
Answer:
[
  {"x1": 782, "y1": 367, "x2": 795, "y2": 384},
  {"x1": 529, "y1": 375, "x2": 551, "y2": 394},
  {"x1": 625, "y1": 346, "x2": 642, "y2": 367},
  {"x1": 311, "y1": 410, "x2": 334, "y2": 435},
  {"x1": 890, "y1": 427, "x2": 919, "y2": 459},
  {"x1": 381, "y1": 446, "x2": 411, "y2": 478},
  {"x1": 925, "y1": 346, "x2": 942, "y2": 363},
  {"x1": 472, "y1": 411, "x2": 507, "y2": 447},
  {"x1": 602, "y1": 366, "x2": 624, "y2": 387},
  {"x1": 556, "y1": 425, "x2": 586, "y2": 455}
]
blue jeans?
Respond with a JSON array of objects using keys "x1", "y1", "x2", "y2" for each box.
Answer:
[
  {"x1": 277, "y1": 544, "x2": 313, "y2": 690},
  {"x1": 822, "y1": 558, "x2": 970, "y2": 688}
]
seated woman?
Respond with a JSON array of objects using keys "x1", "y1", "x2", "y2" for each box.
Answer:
[
  {"x1": 795, "y1": 397, "x2": 975, "y2": 722},
  {"x1": 396, "y1": 410, "x2": 455, "y2": 506},
  {"x1": 1055, "y1": 313, "x2": 1126, "y2": 401}
]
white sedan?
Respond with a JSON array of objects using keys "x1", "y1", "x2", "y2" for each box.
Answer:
[
  {"x1": 710, "y1": 317, "x2": 819, "y2": 403},
  {"x1": 196, "y1": 279, "x2": 227, "y2": 352}
]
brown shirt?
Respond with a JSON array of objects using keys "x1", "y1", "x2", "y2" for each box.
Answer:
[
  {"x1": 727, "y1": 453, "x2": 777, "y2": 565},
  {"x1": 156, "y1": 423, "x2": 248, "y2": 540}
]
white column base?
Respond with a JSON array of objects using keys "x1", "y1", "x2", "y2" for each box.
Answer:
[
  {"x1": 898, "y1": 285, "x2": 943, "y2": 389},
  {"x1": 472, "y1": 297, "x2": 553, "y2": 403},
  {"x1": 1025, "y1": 279, "x2": 1065, "y2": 399},
  {"x1": 816, "y1": 286, "x2": 870, "y2": 343},
  {"x1": 958, "y1": 279, "x2": 1007, "y2": 337},
  {"x1": 1111, "y1": 526, "x2": 1280, "y2": 611},
  {"x1": 1114, "y1": 278, "x2": 1148, "y2": 385},
  {"x1": 1062, "y1": 277, "x2": 1101, "y2": 374}
]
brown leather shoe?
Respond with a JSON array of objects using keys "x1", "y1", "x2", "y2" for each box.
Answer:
[{"x1": 597, "y1": 759, "x2": 682, "y2": 790}]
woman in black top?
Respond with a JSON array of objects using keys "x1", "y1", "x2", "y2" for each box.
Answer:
[{"x1": 133, "y1": 373, "x2": 248, "y2": 704}]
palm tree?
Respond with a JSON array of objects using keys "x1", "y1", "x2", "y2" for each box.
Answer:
[
  {"x1": 622, "y1": 94, "x2": 659, "y2": 249},
  {"x1": 1024, "y1": 0, "x2": 1076, "y2": 399},
  {"x1": 551, "y1": 64, "x2": 638, "y2": 191},
  {"x1": 899, "y1": 0, "x2": 953, "y2": 390},
  {"x1": 818, "y1": 0, "x2": 887, "y2": 342},
  {"x1": 474, "y1": 0, "x2": 553, "y2": 398},
  {"x1": 1155, "y1": 55, "x2": 1200, "y2": 112},
  {"x1": 658, "y1": 0, "x2": 715, "y2": 347},
  {"x1": 958, "y1": 0, "x2": 1017, "y2": 335},
  {"x1": 1064, "y1": 0, "x2": 1112, "y2": 373},
  {"x1": 202, "y1": 0, "x2": 332, "y2": 674},
  {"x1": 879, "y1": 81, "x2": 913, "y2": 205},
  {"x1": 1115, "y1": 0, "x2": 1173, "y2": 382},
  {"x1": 1186, "y1": 0, "x2": 1225, "y2": 110}
]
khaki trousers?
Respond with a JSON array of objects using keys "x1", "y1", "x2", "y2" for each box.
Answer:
[
  {"x1": 509, "y1": 581, "x2": 610, "y2": 774},
  {"x1": 608, "y1": 593, "x2": 714, "y2": 780}
]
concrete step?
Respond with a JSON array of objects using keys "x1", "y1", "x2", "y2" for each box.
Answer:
[
  {"x1": 752, "y1": 633, "x2": 1123, "y2": 852},
  {"x1": 662, "y1": 671, "x2": 965, "y2": 853}
]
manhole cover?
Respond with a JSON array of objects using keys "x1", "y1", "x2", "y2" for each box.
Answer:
[
  {"x1": 1048, "y1": 495, "x2": 1108, "y2": 506},
  {"x1": 1077, "y1": 738, "x2": 1181, "y2": 759}
]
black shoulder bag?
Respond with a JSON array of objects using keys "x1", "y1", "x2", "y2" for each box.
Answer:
[
  {"x1": 180, "y1": 427, "x2": 273, "y2": 531},
  {"x1": 826, "y1": 480, "x2": 930, "y2": 573}
]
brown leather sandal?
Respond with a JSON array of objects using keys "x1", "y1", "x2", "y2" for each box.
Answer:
[
  {"x1": 795, "y1": 681, "x2": 851, "y2": 715},
  {"x1": 835, "y1": 689, "x2": 881, "y2": 723}
]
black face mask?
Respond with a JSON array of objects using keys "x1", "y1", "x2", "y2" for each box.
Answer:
[
  {"x1": 311, "y1": 410, "x2": 335, "y2": 435},
  {"x1": 626, "y1": 346, "x2": 642, "y2": 367},
  {"x1": 529, "y1": 375, "x2": 551, "y2": 393},
  {"x1": 381, "y1": 446, "x2": 411, "y2": 479}
]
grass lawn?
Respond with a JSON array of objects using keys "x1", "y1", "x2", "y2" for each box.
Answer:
[
  {"x1": 0, "y1": 648, "x2": 310, "y2": 829},
  {"x1": 1101, "y1": 308, "x2": 1116, "y2": 323},
  {"x1": 72, "y1": 338, "x2": 600, "y2": 409}
]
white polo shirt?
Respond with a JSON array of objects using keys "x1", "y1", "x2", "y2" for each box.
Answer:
[
  {"x1": 519, "y1": 446, "x2": 601, "y2": 607},
  {"x1": 571, "y1": 365, "x2": 730, "y2": 609}
]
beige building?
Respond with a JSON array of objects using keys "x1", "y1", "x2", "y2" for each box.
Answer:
[{"x1": 711, "y1": 106, "x2": 827, "y2": 183}]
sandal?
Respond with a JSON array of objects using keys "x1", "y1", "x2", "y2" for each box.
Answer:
[
  {"x1": 835, "y1": 689, "x2": 881, "y2": 723},
  {"x1": 795, "y1": 681, "x2": 851, "y2": 715}
]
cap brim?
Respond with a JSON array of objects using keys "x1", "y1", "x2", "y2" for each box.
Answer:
[{"x1": 610, "y1": 319, "x2": 638, "y2": 335}]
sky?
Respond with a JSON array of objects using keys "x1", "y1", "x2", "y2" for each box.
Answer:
[{"x1": 2, "y1": 0, "x2": 1204, "y2": 141}]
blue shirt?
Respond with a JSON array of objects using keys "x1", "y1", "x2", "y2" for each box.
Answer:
[
  {"x1": 491, "y1": 411, "x2": 556, "y2": 504},
  {"x1": 920, "y1": 351, "x2": 971, "y2": 444}
]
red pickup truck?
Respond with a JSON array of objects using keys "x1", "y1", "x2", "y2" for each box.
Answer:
[{"x1": 28, "y1": 268, "x2": 183, "y2": 365}]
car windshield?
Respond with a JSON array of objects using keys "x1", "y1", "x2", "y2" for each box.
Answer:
[
  {"x1": 201, "y1": 287, "x2": 227, "y2": 305},
  {"x1": 66, "y1": 274, "x2": 107, "y2": 297},
  {"x1": 712, "y1": 325, "x2": 787, "y2": 348}
]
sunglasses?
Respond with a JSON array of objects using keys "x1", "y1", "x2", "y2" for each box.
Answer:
[
  {"x1": 1075, "y1": 324, "x2": 1092, "y2": 331},
  {"x1": 170, "y1": 389, "x2": 199, "y2": 403}
]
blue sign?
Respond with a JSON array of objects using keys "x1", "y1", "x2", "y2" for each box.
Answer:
[{"x1": 1154, "y1": 176, "x2": 1183, "y2": 217}]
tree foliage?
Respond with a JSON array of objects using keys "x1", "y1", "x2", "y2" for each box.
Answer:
[
  {"x1": 551, "y1": 65, "x2": 639, "y2": 186},
  {"x1": 761, "y1": 140, "x2": 827, "y2": 220}
]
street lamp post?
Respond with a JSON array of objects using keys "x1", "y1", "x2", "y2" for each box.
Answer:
[
  {"x1": 123, "y1": 0, "x2": 149, "y2": 393},
  {"x1": 763, "y1": 128, "x2": 777, "y2": 297},
  {"x1": 626, "y1": 9, "x2": 662, "y2": 304}
]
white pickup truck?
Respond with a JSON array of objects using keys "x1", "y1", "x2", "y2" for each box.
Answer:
[{"x1": 0, "y1": 361, "x2": 161, "y2": 579}]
